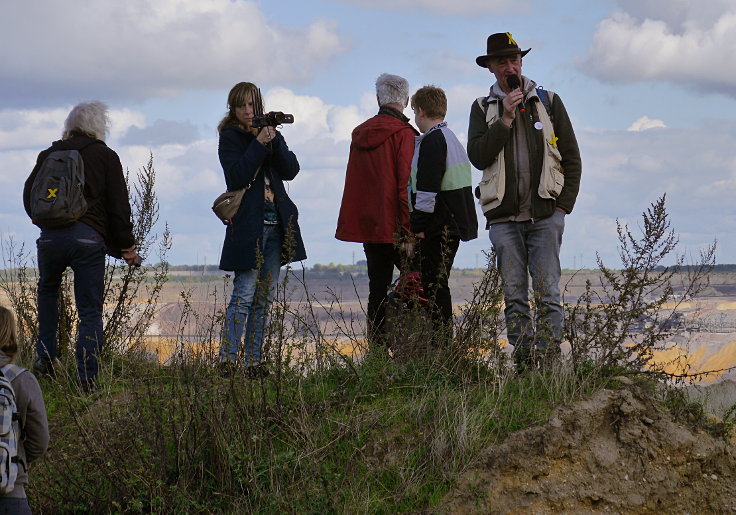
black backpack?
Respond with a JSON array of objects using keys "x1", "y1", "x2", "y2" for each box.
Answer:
[{"x1": 28, "y1": 141, "x2": 96, "y2": 228}]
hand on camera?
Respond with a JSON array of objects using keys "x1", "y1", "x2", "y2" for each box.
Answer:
[{"x1": 257, "y1": 126, "x2": 276, "y2": 146}]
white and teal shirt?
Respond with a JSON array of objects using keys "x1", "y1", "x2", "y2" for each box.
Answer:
[{"x1": 409, "y1": 122, "x2": 478, "y2": 241}]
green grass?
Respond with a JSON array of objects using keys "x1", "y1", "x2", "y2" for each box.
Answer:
[{"x1": 23, "y1": 348, "x2": 624, "y2": 514}]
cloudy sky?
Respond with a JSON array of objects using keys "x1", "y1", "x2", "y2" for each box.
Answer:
[{"x1": 2, "y1": 0, "x2": 735, "y2": 269}]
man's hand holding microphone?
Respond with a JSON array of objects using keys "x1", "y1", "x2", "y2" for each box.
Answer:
[{"x1": 501, "y1": 74, "x2": 524, "y2": 127}]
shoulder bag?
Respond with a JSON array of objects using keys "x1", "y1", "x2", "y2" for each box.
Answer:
[{"x1": 212, "y1": 166, "x2": 262, "y2": 225}]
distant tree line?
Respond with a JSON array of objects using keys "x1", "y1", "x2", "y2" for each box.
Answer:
[{"x1": 654, "y1": 264, "x2": 736, "y2": 272}]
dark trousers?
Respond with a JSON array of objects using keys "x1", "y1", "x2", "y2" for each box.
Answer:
[
  {"x1": 363, "y1": 243, "x2": 403, "y2": 346},
  {"x1": 419, "y1": 235, "x2": 460, "y2": 343},
  {"x1": 0, "y1": 498, "x2": 32, "y2": 515},
  {"x1": 36, "y1": 222, "x2": 106, "y2": 382}
]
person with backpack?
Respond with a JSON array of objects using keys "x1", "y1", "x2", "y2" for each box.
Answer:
[
  {"x1": 23, "y1": 101, "x2": 141, "y2": 392},
  {"x1": 0, "y1": 306, "x2": 49, "y2": 514},
  {"x1": 467, "y1": 33, "x2": 582, "y2": 371},
  {"x1": 217, "y1": 82, "x2": 306, "y2": 378}
]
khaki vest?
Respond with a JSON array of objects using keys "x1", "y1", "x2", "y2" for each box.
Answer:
[{"x1": 476, "y1": 91, "x2": 564, "y2": 214}]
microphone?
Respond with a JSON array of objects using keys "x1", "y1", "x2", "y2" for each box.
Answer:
[{"x1": 506, "y1": 75, "x2": 525, "y2": 113}]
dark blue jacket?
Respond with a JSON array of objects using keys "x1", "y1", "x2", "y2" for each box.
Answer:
[{"x1": 218, "y1": 126, "x2": 306, "y2": 271}]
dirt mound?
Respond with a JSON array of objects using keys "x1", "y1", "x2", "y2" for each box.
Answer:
[{"x1": 444, "y1": 379, "x2": 736, "y2": 513}]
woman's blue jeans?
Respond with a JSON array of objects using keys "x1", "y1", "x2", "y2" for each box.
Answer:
[
  {"x1": 36, "y1": 222, "x2": 106, "y2": 382},
  {"x1": 221, "y1": 225, "x2": 282, "y2": 365},
  {"x1": 489, "y1": 210, "x2": 565, "y2": 355}
]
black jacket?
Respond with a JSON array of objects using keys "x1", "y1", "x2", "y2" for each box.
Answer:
[{"x1": 218, "y1": 126, "x2": 306, "y2": 271}]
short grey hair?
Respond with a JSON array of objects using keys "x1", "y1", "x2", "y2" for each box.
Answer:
[
  {"x1": 375, "y1": 73, "x2": 409, "y2": 107},
  {"x1": 63, "y1": 101, "x2": 110, "y2": 141}
]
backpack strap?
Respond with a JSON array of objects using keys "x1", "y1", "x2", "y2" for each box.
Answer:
[
  {"x1": 0, "y1": 364, "x2": 26, "y2": 382},
  {"x1": 476, "y1": 95, "x2": 501, "y2": 127},
  {"x1": 535, "y1": 86, "x2": 554, "y2": 122}
]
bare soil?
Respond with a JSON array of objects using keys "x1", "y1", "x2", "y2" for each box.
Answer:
[{"x1": 443, "y1": 379, "x2": 736, "y2": 514}]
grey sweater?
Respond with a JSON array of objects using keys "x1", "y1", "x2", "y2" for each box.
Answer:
[{"x1": 4, "y1": 370, "x2": 49, "y2": 499}]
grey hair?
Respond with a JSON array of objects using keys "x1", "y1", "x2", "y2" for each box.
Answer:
[
  {"x1": 375, "y1": 73, "x2": 409, "y2": 107},
  {"x1": 62, "y1": 101, "x2": 110, "y2": 141}
]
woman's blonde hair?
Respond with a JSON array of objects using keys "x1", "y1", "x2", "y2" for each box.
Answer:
[
  {"x1": 217, "y1": 82, "x2": 264, "y2": 133},
  {"x1": 0, "y1": 306, "x2": 18, "y2": 359}
]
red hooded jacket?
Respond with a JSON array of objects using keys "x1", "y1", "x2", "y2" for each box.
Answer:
[{"x1": 335, "y1": 107, "x2": 418, "y2": 243}]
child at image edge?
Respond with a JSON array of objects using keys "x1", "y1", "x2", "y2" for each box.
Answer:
[
  {"x1": 409, "y1": 86, "x2": 478, "y2": 344},
  {"x1": 0, "y1": 306, "x2": 49, "y2": 515}
]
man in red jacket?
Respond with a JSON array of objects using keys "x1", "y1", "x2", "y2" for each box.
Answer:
[{"x1": 336, "y1": 73, "x2": 419, "y2": 350}]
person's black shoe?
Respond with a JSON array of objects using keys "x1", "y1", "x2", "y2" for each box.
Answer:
[
  {"x1": 513, "y1": 348, "x2": 535, "y2": 374},
  {"x1": 244, "y1": 363, "x2": 270, "y2": 379},
  {"x1": 32, "y1": 356, "x2": 57, "y2": 378},
  {"x1": 538, "y1": 345, "x2": 562, "y2": 371},
  {"x1": 79, "y1": 378, "x2": 98, "y2": 395},
  {"x1": 219, "y1": 361, "x2": 235, "y2": 378}
]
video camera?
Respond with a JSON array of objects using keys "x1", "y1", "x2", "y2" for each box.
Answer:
[{"x1": 252, "y1": 111, "x2": 294, "y2": 128}]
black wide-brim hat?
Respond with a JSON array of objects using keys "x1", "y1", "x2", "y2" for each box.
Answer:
[{"x1": 476, "y1": 32, "x2": 531, "y2": 67}]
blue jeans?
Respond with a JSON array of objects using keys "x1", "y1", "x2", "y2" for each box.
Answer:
[
  {"x1": 0, "y1": 497, "x2": 32, "y2": 514},
  {"x1": 221, "y1": 225, "x2": 282, "y2": 365},
  {"x1": 489, "y1": 210, "x2": 565, "y2": 354},
  {"x1": 36, "y1": 222, "x2": 106, "y2": 382}
]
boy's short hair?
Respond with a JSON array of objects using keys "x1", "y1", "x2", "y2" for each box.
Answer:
[{"x1": 410, "y1": 85, "x2": 447, "y2": 119}]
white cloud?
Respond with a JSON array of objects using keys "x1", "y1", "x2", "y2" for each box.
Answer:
[
  {"x1": 0, "y1": 0, "x2": 345, "y2": 106},
  {"x1": 331, "y1": 0, "x2": 529, "y2": 15},
  {"x1": 0, "y1": 106, "x2": 146, "y2": 152},
  {"x1": 0, "y1": 109, "x2": 69, "y2": 151},
  {"x1": 627, "y1": 116, "x2": 667, "y2": 131},
  {"x1": 120, "y1": 120, "x2": 201, "y2": 147},
  {"x1": 264, "y1": 88, "x2": 370, "y2": 144},
  {"x1": 585, "y1": 6, "x2": 736, "y2": 96},
  {"x1": 577, "y1": 122, "x2": 736, "y2": 256},
  {"x1": 614, "y1": 0, "x2": 735, "y2": 30},
  {"x1": 109, "y1": 110, "x2": 148, "y2": 141}
]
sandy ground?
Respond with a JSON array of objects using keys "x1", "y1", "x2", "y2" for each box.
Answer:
[{"x1": 444, "y1": 378, "x2": 736, "y2": 513}]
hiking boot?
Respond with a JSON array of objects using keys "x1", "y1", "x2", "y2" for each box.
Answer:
[
  {"x1": 244, "y1": 363, "x2": 270, "y2": 379},
  {"x1": 538, "y1": 345, "x2": 562, "y2": 371},
  {"x1": 513, "y1": 347, "x2": 535, "y2": 374},
  {"x1": 32, "y1": 356, "x2": 57, "y2": 378},
  {"x1": 79, "y1": 378, "x2": 98, "y2": 395},
  {"x1": 219, "y1": 361, "x2": 235, "y2": 379}
]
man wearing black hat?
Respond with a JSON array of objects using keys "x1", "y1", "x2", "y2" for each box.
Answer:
[{"x1": 467, "y1": 32, "x2": 582, "y2": 371}]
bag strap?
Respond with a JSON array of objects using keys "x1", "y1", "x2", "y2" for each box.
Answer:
[
  {"x1": 0, "y1": 364, "x2": 26, "y2": 382},
  {"x1": 234, "y1": 165, "x2": 262, "y2": 194},
  {"x1": 536, "y1": 86, "x2": 554, "y2": 122},
  {"x1": 246, "y1": 165, "x2": 262, "y2": 192}
]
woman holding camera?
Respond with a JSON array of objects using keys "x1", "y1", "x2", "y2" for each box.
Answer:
[{"x1": 217, "y1": 82, "x2": 306, "y2": 377}]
